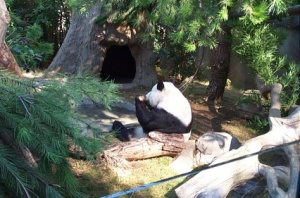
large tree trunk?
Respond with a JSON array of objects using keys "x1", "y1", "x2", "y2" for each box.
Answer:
[
  {"x1": 48, "y1": 2, "x2": 157, "y2": 88},
  {"x1": 47, "y1": 4, "x2": 103, "y2": 74},
  {"x1": 204, "y1": 23, "x2": 232, "y2": 102},
  {"x1": 175, "y1": 81, "x2": 300, "y2": 197},
  {"x1": 0, "y1": 0, "x2": 9, "y2": 46},
  {"x1": 0, "y1": 0, "x2": 22, "y2": 76}
]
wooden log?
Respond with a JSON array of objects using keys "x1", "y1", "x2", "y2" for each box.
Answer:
[{"x1": 102, "y1": 131, "x2": 185, "y2": 163}]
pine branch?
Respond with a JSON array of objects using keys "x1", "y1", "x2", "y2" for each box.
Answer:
[
  {"x1": 0, "y1": 143, "x2": 32, "y2": 197},
  {"x1": 0, "y1": 72, "x2": 120, "y2": 196}
]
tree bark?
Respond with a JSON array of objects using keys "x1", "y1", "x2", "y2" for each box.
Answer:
[
  {"x1": 0, "y1": 0, "x2": 22, "y2": 76},
  {"x1": 204, "y1": 23, "x2": 232, "y2": 102},
  {"x1": 47, "y1": 4, "x2": 103, "y2": 74},
  {"x1": 48, "y1": 3, "x2": 157, "y2": 88},
  {"x1": 0, "y1": 0, "x2": 9, "y2": 47},
  {"x1": 0, "y1": 42, "x2": 22, "y2": 76},
  {"x1": 175, "y1": 82, "x2": 300, "y2": 198},
  {"x1": 287, "y1": 5, "x2": 300, "y2": 16}
]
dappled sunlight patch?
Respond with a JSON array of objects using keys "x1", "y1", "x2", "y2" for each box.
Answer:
[
  {"x1": 22, "y1": 70, "x2": 45, "y2": 78},
  {"x1": 70, "y1": 156, "x2": 185, "y2": 197},
  {"x1": 69, "y1": 158, "x2": 128, "y2": 197}
]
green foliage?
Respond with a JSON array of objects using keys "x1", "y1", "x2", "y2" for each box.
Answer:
[
  {"x1": 0, "y1": 72, "x2": 121, "y2": 197},
  {"x1": 96, "y1": 0, "x2": 298, "y2": 81},
  {"x1": 107, "y1": 0, "x2": 211, "y2": 79},
  {"x1": 6, "y1": 24, "x2": 54, "y2": 71},
  {"x1": 278, "y1": 61, "x2": 300, "y2": 108},
  {"x1": 67, "y1": 0, "x2": 99, "y2": 9},
  {"x1": 268, "y1": 0, "x2": 287, "y2": 14},
  {"x1": 233, "y1": 24, "x2": 284, "y2": 80},
  {"x1": 6, "y1": 0, "x2": 71, "y2": 70},
  {"x1": 248, "y1": 116, "x2": 269, "y2": 135},
  {"x1": 233, "y1": 23, "x2": 299, "y2": 109},
  {"x1": 233, "y1": 1, "x2": 300, "y2": 133},
  {"x1": 237, "y1": 91, "x2": 270, "y2": 134},
  {"x1": 241, "y1": 2, "x2": 269, "y2": 25},
  {"x1": 238, "y1": 91, "x2": 263, "y2": 105}
]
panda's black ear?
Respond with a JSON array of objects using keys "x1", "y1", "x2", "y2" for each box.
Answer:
[{"x1": 157, "y1": 80, "x2": 164, "y2": 91}]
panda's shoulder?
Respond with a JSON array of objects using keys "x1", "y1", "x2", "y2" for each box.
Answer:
[{"x1": 158, "y1": 94, "x2": 190, "y2": 109}]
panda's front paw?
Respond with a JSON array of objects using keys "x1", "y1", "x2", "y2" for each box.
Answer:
[{"x1": 136, "y1": 95, "x2": 146, "y2": 102}]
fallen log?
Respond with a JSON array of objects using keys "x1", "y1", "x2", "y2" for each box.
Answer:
[
  {"x1": 175, "y1": 82, "x2": 300, "y2": 197},
  {"x1": 102, "y1": 131, "x2": 185, "y2": 164}
]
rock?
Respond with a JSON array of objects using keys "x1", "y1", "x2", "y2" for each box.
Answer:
[
  {"x1": 78, "y1": 99, "x2": 139, "y2": 137},
  {"x1": 194, "y1": 132, "x2": 241, "y2": 165}
]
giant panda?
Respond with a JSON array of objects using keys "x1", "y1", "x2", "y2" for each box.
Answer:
[{"x1": 111, "y1": 80, "x2": 193, "y2": 142}]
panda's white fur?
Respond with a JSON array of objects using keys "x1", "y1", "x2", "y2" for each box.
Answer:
[
  {"x1": 146, "y1": 82, "x2": 192, "y2": 127},
  {"x1": 112, "y1": 81, "x2": 192, "y2": 142}
]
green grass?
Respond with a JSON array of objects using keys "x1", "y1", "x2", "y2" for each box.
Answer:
[{"x1": 72, "y1": 157, "x2": 185, "y2": 198}]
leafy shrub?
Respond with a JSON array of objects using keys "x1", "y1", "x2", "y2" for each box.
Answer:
[
  {"x1": 233, "y1": 23, "x2": 300, "y2": 133},
  {"x1": 6, "y1": 24, "x2": 54, "y2": 71},
  {"x1": 247, "y1": 116, "x2": 270, "y2": 135}
]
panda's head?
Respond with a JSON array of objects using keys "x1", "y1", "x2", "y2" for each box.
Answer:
[{"x1": 145, "y1": 81, "x2": 177, "y2": 107}]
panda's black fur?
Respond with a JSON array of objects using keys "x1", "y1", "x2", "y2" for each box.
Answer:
[
  {"x1": 112, "y1": 121, "x2": 147, "y2": 141},
  {"x1": 135, "y1": 96, "x2": 192, "y2": 133},
  {"x1": 111, "y1": 81, "x2": 193, "y2": 142}
]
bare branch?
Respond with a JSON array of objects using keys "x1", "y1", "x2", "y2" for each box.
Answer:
[
  {"x1": 284, "y1": 145, "x2": 299, "y2": 197},
  {"x1": 175, "y1": 82, "x2": 300, "y2": 197},
  {"x1": 20, "y1": 147, "x2": 37, "y2": 168},
  {"x1": 259, "y1": 164, "x2": 286, "y2": 197}
]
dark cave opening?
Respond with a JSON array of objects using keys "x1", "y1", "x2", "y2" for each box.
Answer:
[{"x1": 100, "y1": 45, "x2": 136, "y2": 83}]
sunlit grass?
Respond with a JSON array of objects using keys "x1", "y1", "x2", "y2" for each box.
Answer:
[{"x1": 71, "y1": 157, "x2": 185, "y2": 198}]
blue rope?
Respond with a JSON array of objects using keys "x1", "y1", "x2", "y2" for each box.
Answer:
[
  {"x1": 100, "y1": 169, "x2": 198, "y2": 198},
  {"x1": 100, "y1": 139, "x2": 300, "y2": 198}
]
